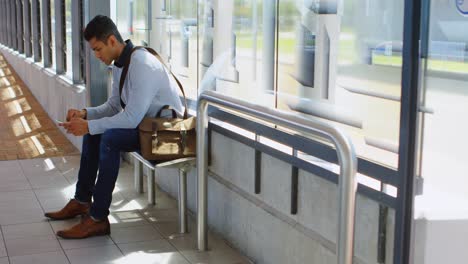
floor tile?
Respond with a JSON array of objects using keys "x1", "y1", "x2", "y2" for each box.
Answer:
[
  {"x1": 110, "y1": 225, "x2": 163, "y2": 244},
  {"x1": 65, "y1": 244, "x2": 123, "y2": 264},
  {"x1": 0, "y1": 178, "x2": 32, "y2": 192},
  {"x1": 113, "y1": 251, "x2": 190, "y2": 264},
  {"x1": 9, "y1": 251, "x2": 69, "y2": 264},
  {"x1": 108, "y1": 210, "x2": 150, "y2": 229},
  {"x1": 181, "y1": 248, "x2": 253, "y2": 264},
  {"x1": 0, "y1": 257, "x2": 8, "y2": 264},
  {"x1": 107, "y1": 198, "x2": 148, "y2": 211},
  {"x1": 0, "y1": 160, "x2": 20, "y2": 168},
  {"x1": 34, "y1": 188, "x2": 74, "y2": 212},
  {"x1": 168, "y1": 233, "x2": 234, "y2": 254},
  {"x1": 61, "y1": 168, "x2": 78, "y2": 184},
  {"x1": 0, "y1": 165, "x2": 23, "y2": 179},
  {"x1": 152, "y1": 220, "x2": 197, "y2": 239},
  {"x1": 141, "y1": 208, "x2": 180, "y2": 223},
  {"x1": 4, "y1": 235, "x2": 61, "y2": 257},
  {"x1": 58, "y1": 235, "x2": 114, "y2": 250},
  {"x1": 34, "y1": 187, "x2": 75, "y2": 202},
  {"x1": 38, "y1": 197, "x2": 72, "y2": 212},
  {"x1": 49, "y1": 218, "x2": 81, "y2": 233},
  {"x1": 2, "y1": 222, "x2": 54, "y2": 240},
  {"x1": 0, "y1": 198, "x2": 42, "y2": 213},
  {"x1": 0, "y1": 190, "x2": 36, "y2": 203},
  {"x1": 27, "y1": 174, "x2": 70, "y2": 190},
  {"x1": 0, "y1": 209, "x2": 46, "y2": 225},
  {"x1": 117, "y1": 239, "x2": 176, "y2": 255},
  {"x1": 122, "y1": 189, "x2": 178, "y2": 211},
  {"x1": 50, "y1": 156, "x2": 81, "y2": 173}
]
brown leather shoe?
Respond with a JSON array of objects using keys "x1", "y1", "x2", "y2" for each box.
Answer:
[
  {"x1": 56, "y1": 215, "x2": 110, "y2": 239},
  {"x1": 44, "y1": 199, "x2": 90, "y2": 220}
]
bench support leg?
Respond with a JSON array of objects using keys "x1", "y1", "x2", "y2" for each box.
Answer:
[
  {"x1": 178, "y1": 168, "x2": 188, "y2": 233},
  {"x1": 148, "y1": 169, "x2": 156, "y2": 205},
  {"x1": 134, "y1": 159, "x2": 143, "y2": 193}
]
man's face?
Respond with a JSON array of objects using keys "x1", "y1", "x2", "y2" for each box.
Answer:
[{"x1": 88, "y1": 37, "x2": 115, "y2": 65}]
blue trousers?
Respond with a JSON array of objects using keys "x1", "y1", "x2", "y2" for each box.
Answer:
[{"x1": 74, "y1": 128, "x2": 140, "y2": 220}]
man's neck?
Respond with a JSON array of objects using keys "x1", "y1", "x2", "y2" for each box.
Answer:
[{"x1": 115, "y1": 42, "x2": 126, "y2": 60}]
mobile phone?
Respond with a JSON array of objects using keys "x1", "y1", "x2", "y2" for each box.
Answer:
[{"x1": 55, "y1": 119, "x2": 65, "y2": 124}]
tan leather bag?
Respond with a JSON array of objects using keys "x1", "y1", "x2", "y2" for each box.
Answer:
[
  {"x1": 120, "y1": 47, "x2": 196, "y2": 161},
  {"x1": 138, "y1": 107, "x2": 196, "y2": 161}
]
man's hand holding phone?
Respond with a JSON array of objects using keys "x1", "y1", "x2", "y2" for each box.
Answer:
[
  {"x1": 66, "y1": 108, "x2": 87, "y2": 121},
  {"x1": 58, "y1": 109, "x2": 89, "y2": 136}
]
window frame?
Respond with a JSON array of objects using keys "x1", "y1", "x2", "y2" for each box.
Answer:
[
  {"x1": 31, "y1": 0, "x2": 42, "y2": 62},
  {"x1": 24, "y1": 0, "x2": 33, "y2": 57},
  {"x1": 42, "y1": 0, "x2": 52, "y2": 67},
  {"x1": 54, "y1": 0, "x2": 66, "y2": 74}
]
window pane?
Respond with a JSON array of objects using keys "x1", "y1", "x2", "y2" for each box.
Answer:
[
  {"x1": 202, "y1": 0, "x2": 275, "y2": 108},
  {"x1": 276, "y1": 1, "x2": 404, "y2": 167},
  {"x1": 337, "y1": 1, "x2": 404, "y2": 166},
  {"x1": 167, "y1": 0, "x2": 198, "y2": 99},
  {"x1": 412, "y1": 1, "x2": 468, "y2": 262},
  {"x1": 116, "y1": 0, "x2": 149, "y2": 46},
  {"x1": 133, "y1": 0, "x2": 150, "y2": 46},
  {"x1": 116, "y1": 0, "x2": 131, "y2": 40}
]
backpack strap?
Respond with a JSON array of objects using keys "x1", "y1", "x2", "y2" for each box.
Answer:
[
  {"x1": 118, "y1": 46, "x2": 189, "y2": 119},
  {"x1": 118, "y1": 48, "x2": 135, "y2": 109}
]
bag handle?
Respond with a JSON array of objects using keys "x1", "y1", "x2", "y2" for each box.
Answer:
[{"x1": 119, "y1": 46, "x2": 189, "y2": 119}]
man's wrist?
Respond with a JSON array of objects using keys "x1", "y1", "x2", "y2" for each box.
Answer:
[{"x1": 85, "y1": 120, "x2": 90, "y2": 134}]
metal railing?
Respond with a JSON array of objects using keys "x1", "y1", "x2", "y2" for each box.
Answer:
[{"x1": 196, "y1": 90, "x2": 358, "y2": 264}]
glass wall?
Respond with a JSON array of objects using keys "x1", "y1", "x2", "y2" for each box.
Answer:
[
  {"x1": 110, "y1": 0, "x2": 407, "y2": 168},
  {"x1": 115, "y1": 0, "x2": 150, "y2": 46},
  {"x1": 208, "y1": 0, "x2": 276, "y2": 108},
  {"x1": 166, "y1": 0, "x2": 198, "y2": 99},
  {"x1": 412, "y1": 0, "x2": 468, "y2": 262},
  {"x1": 335, "y1": 1, "x2": 404, "y2": 167}
]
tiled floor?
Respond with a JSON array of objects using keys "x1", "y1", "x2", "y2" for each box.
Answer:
[
  {"x1": 0, "y1": 54, "x2": 79, "y2": 160},
  {"x1": 0, "y1": 157, "x2": 252, "y2": 264}
]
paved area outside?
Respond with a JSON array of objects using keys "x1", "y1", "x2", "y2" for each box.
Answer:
[{"x1": 0, "y1": 54, "x2": 79, "y2": 160}]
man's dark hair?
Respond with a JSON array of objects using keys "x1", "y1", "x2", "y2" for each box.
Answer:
[{"x1": 84, "y1": 15, "x2": 124, "y2": 43}]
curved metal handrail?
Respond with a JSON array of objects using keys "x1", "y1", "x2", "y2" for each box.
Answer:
[{"x1": 196, "y1": 90, "x2": 357, "y2": 264}]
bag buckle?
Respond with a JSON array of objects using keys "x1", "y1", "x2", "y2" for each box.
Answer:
[
  {"x1": 180, "y1": 123, "x2": 187, "y2": 151},
  {"x1": 152, "y1": 122, "x2": 158, "y2": 153}
]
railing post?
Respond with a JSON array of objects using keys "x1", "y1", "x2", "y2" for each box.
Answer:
[{"x1": 197, "y1": 99, "x2": 209, "y2": 251}]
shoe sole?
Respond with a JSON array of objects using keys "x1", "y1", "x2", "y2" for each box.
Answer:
[
  {"x1": 56, "y1": 229, "x2": 111, "y2": 239},
  {"x1": 44, "y1": 212, "x2": 88, "y2": 221}
]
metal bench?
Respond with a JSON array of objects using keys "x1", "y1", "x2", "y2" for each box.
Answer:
[{"x1": 131, "y1": 152, "x2": 196, "y2": 233}]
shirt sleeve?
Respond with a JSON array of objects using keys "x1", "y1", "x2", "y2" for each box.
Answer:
[
  {"x1": 87, "y1": 53, "x2": 162, "y2": 135},
  {"x1": 85, "y1": 67, "x2": 122, "y2": 120}
]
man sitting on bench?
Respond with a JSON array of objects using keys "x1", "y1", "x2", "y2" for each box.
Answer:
[{"x1": 44, "y1": 15, "x2": 183, "y2": 239}]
